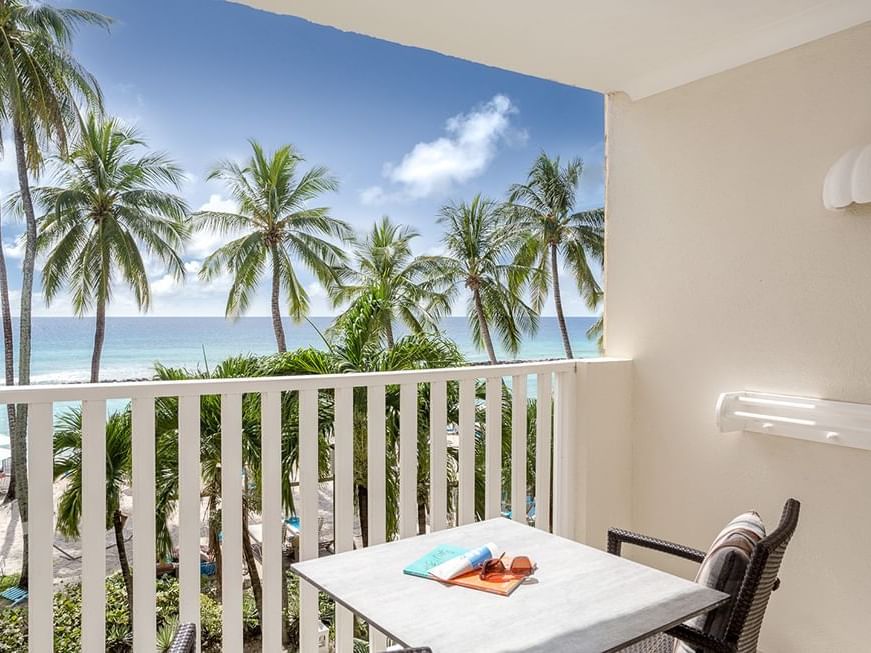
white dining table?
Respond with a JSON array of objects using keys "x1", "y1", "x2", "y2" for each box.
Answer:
[{"x1": 291, "y1": 518, "x2": 728, "y2": 653}]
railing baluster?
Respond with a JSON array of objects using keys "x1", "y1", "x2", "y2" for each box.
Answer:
[
  {"x1": 367, "y1": 384, "x2": 386, "y2": 544},
  {"x1": 333, "y1": 386, "x2": 354, "y2": 653},
  {"x1": 399, "y1": 383, "x2": 417, "y2": 538},
  {"x1": 553, "y1": 369, "x2": 577, "y2": 538},
  {"x1": 535, "y1": 373, "x2": 553, "y2": 531},
  {"x1": 132, "y1": 397, "x2": 156, "y2": 653},
  {"x1": 366, "y1": 384, "x2": 389, "y2": 651},
  {"x1": 178, "y1": 395, "x2": 201, "y2": 650},
  {"x1": 430, "y1": 380, "x2": 447, "y2": 531},
  {"x1": 221, "y1": 393, "x2": 243, "y2": 652},
  {"x1": 511, "y1": 375, "x2": 528, "y2": 523},
  {"x1": 28, "y1": 402, "x2": 53, "y2": 653},
  {"x1": 261, "y1": 391, "x2": 282, "y2": 652},
  {"x1": 458, "y1": 378, "x2": 475, "y2": 525},
  {"x1": 484, "y1": 377, "x2": 502, "y2": 519},
  {"x1": 298, "y1": 388, "x2": 320, "y2": 651},
  {"x1": 81, "y1": 399, "x2": 106, "y2": 651}
]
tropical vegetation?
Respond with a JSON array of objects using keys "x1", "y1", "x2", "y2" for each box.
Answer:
[
  {"x1": 193, "y1": 140, "x2": 350, "y2": 352},
  {"x1": 508, "y1": 153, "x2": 605, "y2": 356},
  {"x1": 436, "y1": 194, "x2": 538, "y2": 363},
  {"x1": 330, "y1": 216, "x2": 451, "y2": 348},
  {"x1": 35, "y1": 113, "x2": 190, "y2": 382}
]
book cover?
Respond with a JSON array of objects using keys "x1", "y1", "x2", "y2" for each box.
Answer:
[{"x1": 403, "y1": 544, "x2": 469, "y2": 579}]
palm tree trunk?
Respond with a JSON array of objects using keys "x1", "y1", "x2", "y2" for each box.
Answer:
[
  {"x1": 472, "y1": 288, "x2": 498, "y2": 364},
  {"x1": 241, "y1": 502, "x2": 263, "y2": 625},
  {"x1": 113, "y1": 509, "x2": 133, "y2": 612},
  {"x1": 11, "y1": 118, "x2": 35, "y2": 589},
  {"x1": 384, "y1": 320, "x2": 395, "y2": 349},
  {"x1": 270, "y1": 246, "x2": 287, "y2": 353},
  {"x1": 208, "y1": 497, "x2": 223, "y2": 587},
  {"x1": 417, "y1": 499, "x2": 427, "y2": 535},
  {"x1": 90, "y1": 292, "x2": 106, "y2": 383},
  {"x1": 0, "y1": 200, "x2": 17, "y2": 504},
  {"x1": 550, "y1": 242, "x2": 573, "y2": 359},
  {"x1": 356, "y1": 484, "x2": 368, "y2": 548}
]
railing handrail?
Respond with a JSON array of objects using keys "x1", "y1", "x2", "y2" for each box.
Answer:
[{"x1": 0, "y1": 357, "x2": 625, "y2": 403}]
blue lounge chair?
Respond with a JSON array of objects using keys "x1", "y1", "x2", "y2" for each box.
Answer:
[{"x1": 0, "y1": 586, "x2": 27, "y2": 606}]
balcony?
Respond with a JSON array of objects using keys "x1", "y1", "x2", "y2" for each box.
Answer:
[{"x1": 1, "y1": 357, "x2": 632, "y2": 651}]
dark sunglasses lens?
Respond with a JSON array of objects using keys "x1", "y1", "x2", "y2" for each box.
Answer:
[{"x1": 511, "y1": 557, "x2": 533, "y2": 575}]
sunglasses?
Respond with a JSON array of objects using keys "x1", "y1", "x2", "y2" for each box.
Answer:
[{"x1": 479, "y1": 553, "x2": 536, "y2": 580}]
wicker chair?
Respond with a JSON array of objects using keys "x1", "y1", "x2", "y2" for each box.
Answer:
[
  {"x1": 167, "y1": 622, "x2": 197, "y2": 653},
  {"x1": 610, "y1": 498, "x2": 800, "y2": 653}
]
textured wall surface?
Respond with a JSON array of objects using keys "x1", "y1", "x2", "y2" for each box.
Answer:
[{"x1": 605, "y1": 21, "x2": 871, "y2": 651}]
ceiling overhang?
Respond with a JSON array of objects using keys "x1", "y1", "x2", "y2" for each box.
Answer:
[{"x1": 232, "y1": 0, "x2": 871, "y2": 99}]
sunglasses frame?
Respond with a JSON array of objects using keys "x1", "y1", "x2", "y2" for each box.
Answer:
[{"x1": 479, "y1": 554, "x2": 535, "y2": 580}]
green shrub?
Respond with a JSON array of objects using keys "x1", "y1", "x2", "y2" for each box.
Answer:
[
  {"x1": 0, "y1": 575, "x2": 19, "y2": 593},
  {"x1": 0, "y1": 572, "x2": 261, "y2": 652}
]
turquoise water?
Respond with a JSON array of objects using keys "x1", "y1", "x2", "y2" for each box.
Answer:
[
  {"x1": 0, "y1": 316, "x2": 598, "y2": 435},
  {"x1": 21, "y1": 316, "x2": 598, "y2": 384}
]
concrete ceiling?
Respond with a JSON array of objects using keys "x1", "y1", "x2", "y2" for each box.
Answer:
[{"x1": 233, "y1": 0, "x2": 871, "y2": 98}]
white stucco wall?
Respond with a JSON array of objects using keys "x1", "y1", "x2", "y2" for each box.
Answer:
[{"x1": 605, "y1": 20, "x2": 871, "y2": 652}]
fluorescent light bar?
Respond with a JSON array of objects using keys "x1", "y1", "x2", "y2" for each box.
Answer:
[
  {"x1": 717, "y1": 390, "x2": 871, "y2": 452},
  {"x1": 732, "y1": 411, "x2": 816, "y2": 426},
  {"x1": 737, "y1": 395, "x2": 815, "y2": 410}
]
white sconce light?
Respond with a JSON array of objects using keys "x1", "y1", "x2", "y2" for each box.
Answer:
[
  {"x1": 823, "y1": 144, "x2": 871, "y2": 210},
  {"x1": 716, "y1": 391, "x2": 871, "y2": 451}
]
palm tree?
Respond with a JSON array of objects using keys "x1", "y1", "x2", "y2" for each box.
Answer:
[
  {"x1": 53, "y1": 408, "x2": 135, "y2": 611},
  {"x1": 436, "y1": 194, "x2": 537, "y2": 364},
  {"x1": 331, "y1": 216, "x2": 452, "y2": 348},
  {"x1": 508, "y1": 153, "x2": 605, "y2": 358},
  {"x1": 0, "y1": 201, "x2": 15, "y2": 450},
  {"x1": 194, "y1": 141, "x2": 350, "y2": 353},
  {"x1": 267, "y1": 289, "x2": 466, "y2": 545},
  {"x1": 0, "y1": 0, "x2": 109, "y2": 588},
  {"x1": 35, "y1": 113, "x2": 189, "y2": 383}
]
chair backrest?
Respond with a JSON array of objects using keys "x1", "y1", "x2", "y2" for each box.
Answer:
[
  {"x1": 725, "y1": 498, "x2": 800, "y2": 653},
  {"x1": 168, "y1": 622, "x2": 197, "y2": 653}
]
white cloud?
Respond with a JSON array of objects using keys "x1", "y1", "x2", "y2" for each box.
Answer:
[
  {"x1": 186, "y1": 194, "x2": 241, "y2": 259},
  {"x1": 0, "y1": 140, "x2": 20, "y2": 197},
  {"x1": 359, "y1": 185, "x2": 386, "y2": 206},
  {"x1": 3, "y1": 239, "x2": 24, "y2": 260},
  {"x1": 363, "y1": 94, "x2": 525, "y2": 204}
]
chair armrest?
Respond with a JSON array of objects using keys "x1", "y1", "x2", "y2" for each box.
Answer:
[
  {"x1": 667, "y1": 624, "x2": 733, "y2": 653},
  {"x1": 607, "y1": 528, "x2": 706, "y2": 563},
  {"x1": 168, "y1": 623, "x2": 197, "y2": 653}
]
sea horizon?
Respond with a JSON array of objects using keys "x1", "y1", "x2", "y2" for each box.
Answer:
[{"x1": 8, "y1": 315, "x2": 599, "y2": 386}]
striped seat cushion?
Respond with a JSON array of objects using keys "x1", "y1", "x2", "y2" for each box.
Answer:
[{"x1": 673, "y1": 511, "x2": 766, "y2": 653}]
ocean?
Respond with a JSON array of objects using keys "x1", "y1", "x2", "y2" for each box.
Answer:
[
  {"x1": 21, "y1": 316, "x2": 599, "y2": 384},
  {"x1": 0, "y1": 316, "x2": 598, "y2": 435}
]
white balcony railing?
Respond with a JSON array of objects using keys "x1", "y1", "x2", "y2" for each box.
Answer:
[{"x1": 0, "y1": 358, "x2": 609, "y2": 653}]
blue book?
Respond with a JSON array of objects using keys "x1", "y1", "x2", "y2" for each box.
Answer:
[{"x1": 403, "y1": 544, "x2": 469, "y2": 578}]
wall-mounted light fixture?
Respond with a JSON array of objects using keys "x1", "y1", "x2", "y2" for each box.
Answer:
[
  {"x1": 716, "y1": 391, "x2": 871, "y2": 451},
  {"x1": 823, "y1": 144, "x2": 871, "y2": 210}
]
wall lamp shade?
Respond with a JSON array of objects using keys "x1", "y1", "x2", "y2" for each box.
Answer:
[
  {"x1": 823, "y1": 144, "x2": 871, "y2": 210},
  {"x1": 717, "y1": 391, "x2": 871, "y2": 451}
]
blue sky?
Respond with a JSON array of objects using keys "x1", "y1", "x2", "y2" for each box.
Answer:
[{"x1": 0, "y1": 0, "x2": 604, "y2": 317}]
